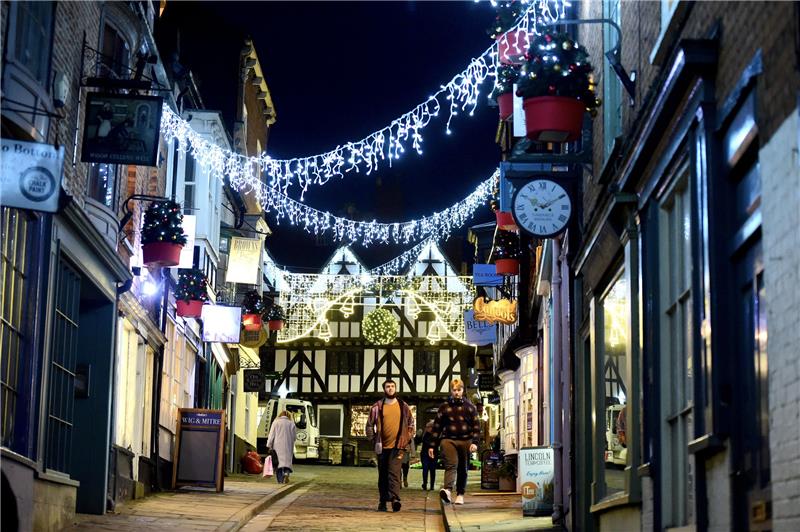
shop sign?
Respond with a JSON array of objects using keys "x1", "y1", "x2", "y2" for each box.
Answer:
[
  {"x1": 225, "y1": 237, "x2": 262, "y2": 284},
  {"x1": 464, "y1": 310, "x2": 497, "y2": 345},
  {"x1": 478, "y1": 373, "x2": 494, "y2": 392},
  {"x1": 243, "y1": 370, "x2": 265, "y2": 392},
  {"x1": 173, "y1": 409, "x2": 225, "y2": 492},
  {"x1": 81, "y1": 93, "x2": 162, "y2": 166},
  {"x1": 481, "y1": 450, "x2": 502, "y2": 490},
  {"x1": 1, "y1": 139, "x2": 64, "y2": 213},
  {"x1": 473, "y1": 264, "x2": 503, "y2": 286},
  {"x1": 201, "y1": 305, "x2": 242, "y2": 343},
  {"x1": 473, "y1": 296, "x2": 517, "y2": 325},
  {"x1": 239, "y1": 326, "x2": 267, "y2": 349},
  {"x1": 519, "y1": 446, "x2": 554, "y2": 516}
]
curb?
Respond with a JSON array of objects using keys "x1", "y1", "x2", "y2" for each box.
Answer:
[
  {"x1": 440, "y1": 496, "x2": 459, "y2": 532},
  {"x1": 217, "y1": 480, "x2": 309, "y2": 531}
]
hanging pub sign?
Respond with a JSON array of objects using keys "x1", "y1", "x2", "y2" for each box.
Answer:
[
  {"x1": 473, "y1": 264, "x2": 503, "y2": 287},
  {"x1": 0, "y1": 139, "x2": 64, "y2": 213},
  {"x1": 225, "y1": 236, "x2": 263, "y2": 285},
  {"x1": 519, "y1": 446, "x2": 555, "y2": 516},
  {"x1": 243, "y1": 370, "x2": 265, "y2": 393},
  {"x1": 81, "y1": 93, "x2": 162, "y2": 166},
  {"x1": 464, "y1": 310, "x2": 497, "y2": 345},
  {"x1": 201, "y1": 305, "x2": 242, "y2": 343},
  {"x1": 172, "y1": 409, "x2": 225, "y2": 492},
  {"x1": 239, "y1": 326, "x2": 268, "y2": 349},
  {"x1": 473, "y1": 296, "x2": 517, "y2": 325}
]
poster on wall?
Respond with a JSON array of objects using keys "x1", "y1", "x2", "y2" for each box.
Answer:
[
  {"x1": 464, "y1": 310, "x2": 497, "y2": 345},
  {"x1": 519, "y1": 446, "x2": 554, "y2": 516},
  {"x1": 350, "y1": 405, "x2": 372, "y2": 438},
  {"x1": 201, "y1": 305, "x2": 242, "y2": 343},
  {"x1": 225, "y1": 237, "x2": 262, "y2": 284},
  {"x1": 81, "y1": 93, "x2": 163, "y2": 166},
  {"x1": 0, "y1": 139, "x2": 64, "y2": 213}
]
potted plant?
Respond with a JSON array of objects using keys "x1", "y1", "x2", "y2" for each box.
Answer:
[
  {"x1": 175, "y1": 268, "x2": 208, "y2": 318},
  {"x1": 516, "y1": 32, "x2": 600, "y2": 142},
  {"x1": 141, "y1": 200, "x2": 187, "y2": 267},
  {"x1": 266, "y1": 304, "x2": 286, "y2": 331},
  {"x1": 494, "y1": 208, "x2": 518, "y2": 231},
  {"x1": 497, "y1": 458, "x2": 517, "y2": 492},
  {"x1": 487, "y1": 1, "x2": 528, "y2": 65},
  {"x1": 492, "y1": 230, "x2": 521, "y2": 276},
  {"x1": 241, "y1": 290, "x2": 266, "y2": 331},
  {"x1": 489, "y1": 64, "x2": 520, "y2": 120}
]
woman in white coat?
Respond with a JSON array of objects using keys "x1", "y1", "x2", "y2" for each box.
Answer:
[{"x1": 267, "y1": 410, "x2": 297, "y2": 483}]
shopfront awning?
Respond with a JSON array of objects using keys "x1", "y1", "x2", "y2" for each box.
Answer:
[{"x1": 210, "y1": 343, "x2": 230, "y2": 369}]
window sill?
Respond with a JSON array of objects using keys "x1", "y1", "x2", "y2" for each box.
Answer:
[
  {"x1": 37, "y1": 470, "x2": 81, "y2": 488},
  {"x1": 1, "y1": 447, "x2": 39, "y2": 470},
  {"x1": 688, "y1": 433, "x2": 725, "y2": 456},
  {"x1": 637, "y1": 462, "x2": 651, "y2": 477},
  {"x1": 590, "y1": 492, "x2": 637, "y2": 513}
]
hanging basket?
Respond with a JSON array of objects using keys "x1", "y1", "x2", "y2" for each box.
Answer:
[
  {"x1": 495, "y1": 211, "x2": 518, "y2": 231},
  {"x1": 496, "y1": 30, "x2": 529, "y2": 65},
  {"x1": 268, "y1": 320, "x2": 284, "y2": 331},
  {"x1": 142, "y1": 242, "x2": 183, "y2": 267},
  {"x1": 495, "y1": 258, "x2": 519, "y2": 276},
  {"x1": 523, "y1": 96, "x2": 585, "y2": 143},
  {"x1": 242, "y1": 313, "x2": 263, "y2": 331},
  {"x1": 176, "y1": 300, "x2": 204, "y2": 318},
  {"x1": 497, "y1": 93, "x2": 513, "y2": 120}
]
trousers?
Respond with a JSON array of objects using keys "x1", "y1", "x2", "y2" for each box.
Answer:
[
  {"x1": 441, "y1": 438, "x2": 470, "y2": 495},
  {"x1": 422, "y1": 454, "x2": 437, "y2": 487},
  {"x1": 377, "y1": 448, "x2": 403, "y2": 502}
]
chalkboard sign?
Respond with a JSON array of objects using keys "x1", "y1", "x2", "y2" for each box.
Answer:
[
  {"x1": 481, "y1": 450, "x2": 501, "y2": 490},
  {"x1": 243, "y1": 369, "x2": 265, "y2": 392},
  {"x1": 172, "y1": 409, "x2": 225, "y2": 492}
]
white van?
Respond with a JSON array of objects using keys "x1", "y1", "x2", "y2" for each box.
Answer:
[{"x1": 257, "y1": 398, "x2": 319, "y2": 460}]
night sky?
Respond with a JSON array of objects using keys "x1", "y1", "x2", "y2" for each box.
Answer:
[{"x1": 160, "y1": 1, "x2": 501, "y2": 271}]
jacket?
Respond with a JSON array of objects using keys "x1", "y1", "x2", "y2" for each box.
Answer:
[
  {"x1": 366, "y1": 398, "x2": 415, "y2": 455},
  {"x1": 429, "y1": 396, "x2": 480, "y2": 446},
  {"x1": 267, "y1": 416, "x2": 296, "y2": 470}
]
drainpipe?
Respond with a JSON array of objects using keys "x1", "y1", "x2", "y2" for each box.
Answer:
[{"x1": 551, "y1": 237, "x2": 564, "y2": 524}]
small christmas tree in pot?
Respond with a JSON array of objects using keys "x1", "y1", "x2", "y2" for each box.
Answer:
[
  {"x1": 516, "y1": 32, "x2": 600, "y2": 142},
  {"x1": 266, "y1": 304, "x2": 286, "y2": 331},
  {"x1": 141, "y1": 200, "x2": 187, "y2": 267},
  {"x1": 493, "y1": 230, "x2": 522, "y2": 276},
  {"x1": 489, "y1": 64, "x2": 521, "y2": 120},
  {"x1": 241, "y1": 290, "x2": 266, "y2": 331},
  {"x1": 488, "y1": 1, "x2": 528, "y2": 65},
  {"x1": 175, "y1": 268, "x2": 208, "y2": 318}
]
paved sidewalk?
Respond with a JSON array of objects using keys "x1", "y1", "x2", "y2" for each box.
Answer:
[
  {"x1": 63, "y1": 474, "x2": 313, "y2": 532},
  {"x1": 439, "y1": 477, "x2": 561, "y2": 532}
]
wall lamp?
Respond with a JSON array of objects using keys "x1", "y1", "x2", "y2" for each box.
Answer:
[{"x1": 542, "y1": 18, "x2": 637, "y2": 105}]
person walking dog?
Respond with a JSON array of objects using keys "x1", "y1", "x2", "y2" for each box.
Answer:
[
  {"x1": 366, "y1": 379, "x2": 415, "y2": 512},
  {"x1": 428, "y1": 379, "x2": 480, "y2": 505},
  {"x1": 267, "y1": 410, "x2": 296, "y2": 484}
]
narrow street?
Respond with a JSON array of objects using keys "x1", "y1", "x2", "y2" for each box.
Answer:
[{"x1": 65, "y1": 465, "x2": 448, "y2": 531}]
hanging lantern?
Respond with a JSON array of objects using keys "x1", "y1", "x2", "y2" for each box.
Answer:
[{"x1": 362, "y1": 308, "x2": 399, "y2": 345}]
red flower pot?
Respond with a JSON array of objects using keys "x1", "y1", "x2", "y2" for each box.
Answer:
[
  {"x1": 495, "y1": 211, "x2": 518, "y2": 231},
  {"x1": 497, "y1": 93, "x2": 513, "y2": 120},
  {"x1": 142, "y1": 242, "x2": 183, "y2": 267},
  {"x1": 495, "y1": 258, "x2": 519, "y2": 276},
  {"x1": 523, "y1": 96, "x2": 586, "y2": 143},
  {"x1": 177, "y1": 299, "x2": 204, "y2": 318},
  {"x1": 268, "y1": 320, "x2": 284, "y2": 331},
  {"x1": 496, "y1": 30, "x2": 529, "y2": 65},
  {"x1": 242, "y1": 314, "x2": 262, "y2": 331}
]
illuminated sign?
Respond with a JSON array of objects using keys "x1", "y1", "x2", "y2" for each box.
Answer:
[{"x1": 473, "y1": 296, "x2": 517, "y2": 325}]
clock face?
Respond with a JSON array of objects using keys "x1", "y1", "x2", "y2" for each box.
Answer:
[{"x1": 512, "y1": 179, "x2": 572, "y2": 237}]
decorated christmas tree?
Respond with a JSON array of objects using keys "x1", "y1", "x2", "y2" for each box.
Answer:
[
  {"x1": 486, "y1": 0, "x2": 525, "y2": 39},
  {"x1": 493, "y1": 230, "x2": 522, "y2": 260},
  {"x1": 141, "y1": 200, "x2": 188, "y2": 245},
  {"x1": 175, "y1": 269, "x2": 209, "y2": 303},
  {"x1": 490, "y1": 64, "x2": 522, "y2": 103},
  {"x1": 241, "y1": 290, "x2": 267, "y2": 316},
  {"x1": 516, "y1": 32, "x2": 600, "y2": 114},
  {"x1": 265, "y1": 304, "x2": 286, "y2": 322}
]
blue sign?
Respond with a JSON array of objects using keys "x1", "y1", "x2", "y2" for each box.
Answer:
[
  {"x1": 473, "y1": 264, "x2": 503, "y2": 286},
  {"x1": 464, "y1": 310, "x2": 497, "y2": 345},
  {"x1": 181, "y1": 410, "x2": 223, "y2": 428}
]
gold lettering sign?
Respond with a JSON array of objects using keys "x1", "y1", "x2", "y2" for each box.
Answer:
[
  {"x1": 473, "y1": 296, "x2": 517, "y2": 325},
  {"x1": 239, "y1": 327, "x2": 267, "y2": 349}
]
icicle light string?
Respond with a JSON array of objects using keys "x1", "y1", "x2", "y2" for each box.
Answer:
[{"x1": 159, "y1": 1, "x2": 566, "y2": 199}]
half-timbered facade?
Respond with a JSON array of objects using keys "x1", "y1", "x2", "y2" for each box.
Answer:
[{"x1": 261, "y1": 242, "x2": 475, "y2": 464}]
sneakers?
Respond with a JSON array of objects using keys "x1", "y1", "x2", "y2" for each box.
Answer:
[
  {"x1": 377, "y1": 502, "x2": 387, "y2": 512},
  {"x1": 391, "y1": 499, "x2": 402, "y2": 512},
  {"x1": 422, "y1": 484, "x2": 427, "y2": 491},
  {"x1": 439, "y1": 488, "x2": 452, "y2": 504},
  {"x1": 403, "y1": 478, "x2": 409, "y2": 488},
  {"x1": 454, "y1": 495, "x2": 464, "y2": 505}
]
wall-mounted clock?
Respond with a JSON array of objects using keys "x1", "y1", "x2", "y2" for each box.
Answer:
[{"x1": 511, "y1": 179, "x2": 573, "y2": 238}]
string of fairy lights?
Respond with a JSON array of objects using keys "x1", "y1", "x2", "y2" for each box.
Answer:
[{"x1": 159, "y1": 0, "x2": 567, "y2": 200}]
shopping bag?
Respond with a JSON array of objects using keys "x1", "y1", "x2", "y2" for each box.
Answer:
[{"x1": 262, "y1": 455, "x2": 274, "y2": 477}]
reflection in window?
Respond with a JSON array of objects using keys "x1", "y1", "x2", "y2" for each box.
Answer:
[
  {"x1": 87, "y1": 163, "x2": 117, "y2": 208},
  {"x1": 13, "y1": 2, "x2": 54, "y2": 84},
  {"x1": 602, "y1": 271, "x2": 629, "y2": 495}
]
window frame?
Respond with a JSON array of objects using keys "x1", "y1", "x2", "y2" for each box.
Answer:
[
  {"x1": 317, "y1": 404, "x2": 344, "y2": 438},
  {"x1": 602, "y1": 0, "x2": 622, "y2": 161}
]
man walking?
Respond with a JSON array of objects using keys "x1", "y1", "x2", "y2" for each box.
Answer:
[
  {"x1": 428, "y1": 378, "x2": 480, "y2": 505},
  {"x1": 366, "y1": 379, "x2": 415, "y2": 512}
]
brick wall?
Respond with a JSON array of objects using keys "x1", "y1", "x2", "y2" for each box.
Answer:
[{"x1": 760, "y1": 110, "x2": 800, "y2": 531}]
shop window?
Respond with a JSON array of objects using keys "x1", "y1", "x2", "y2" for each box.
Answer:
[
  {"x1": 87, "y1": 162, "x2": 118, "y2": 209},
  {"x1": 318, "y1": 404, "x2": 344, "y2": 438},
  {"x1": 602, "y1": 0, "x2": 622, "y2": 160},
  {"x1": 414, "y1": 350, "x2": 439, "y2": 375},
  {"x1": 600, "y1": 269, "x2": 630, "y2": 496},
  {"x1": 183, "y1": 154, "x2": 195, "y2": 215},
  {"x1": 0, "y1": 208, "x2": 41, "y2": 456}
]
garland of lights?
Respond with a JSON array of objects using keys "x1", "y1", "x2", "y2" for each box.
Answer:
[
  {"x1": 159, "y1": 1, "x2": 567, "y2": 199},
  {"x1": 362, "y1": 308, "x2": 400, "y2": 345}
]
